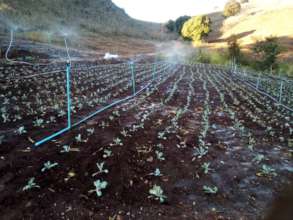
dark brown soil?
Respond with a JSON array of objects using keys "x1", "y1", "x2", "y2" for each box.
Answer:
[{"x1": 0, "y1": 62, "x2": 292, "y2": 220}]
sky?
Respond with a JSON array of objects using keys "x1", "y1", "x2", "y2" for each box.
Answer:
[{"x1": 112, "y1": 0, "x2": 228, "y2": 23}]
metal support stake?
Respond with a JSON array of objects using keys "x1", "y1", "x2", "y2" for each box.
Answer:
[
  {"x1": 152, "y1": 62, "x2": 156, "y2": 81},
  {"x1": 279, "y1": 80, "x2": 284, "y2": 103},
  {"x1": 256, "y1": 74, "x2": 260, "y2": 90},
  {"x1": 130, "y1": 62, "x2": 136, "y2": 94},
  {"x1": 66, "y1": 61, "x2": 72, "y2": 127}
]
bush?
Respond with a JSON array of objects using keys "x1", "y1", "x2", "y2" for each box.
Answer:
[
  {"x1": 181, "y1": 15, "x2": 211, "y2": 42},
  {"x1": 174, "y1": 16, "x2": 191, "y2": 34},
  {"x1": 223, "y1": 0, "x2": 241, "y2": 17},
  {"x1": 252, "y1": 37, "x2": 281, "y2": 73},
  {"x1": 187, "y1": 49, "x2": 229, "y2": 65},
  {"x1": 165, "y1": 20, "x2": 175, "y2": 32},
  {"x1": 277, "y1": 63, "x2": 293, "y2": 77},
  {"x1": 228, "y1": 35, "x2": 241, "y2": 63},
  {"x1": 165, "y1": 16, "x2": 191, "y2": 34}
]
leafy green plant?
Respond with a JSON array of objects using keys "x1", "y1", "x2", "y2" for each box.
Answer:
[
  {"x1": 60, "y1": 145, "x2": 71, "y2": 153},
  {"x1": 181, "y1": 15, "x2": 211, "y2": 42},
  {"x1": 201, "y1": 162, "x2": 212, "y2": 174},
  {"x1": 155, "y1": 151, "x2": 165, "y2": 161},
  {"x1": 258, "y1": 164, "x2": 277, "y2": 177},
  {"x1": 22, "y1": 177, "x2": 40, "y2": 191},
  {"x1": 203, "y1": 185, "x2": 218, "y2": 194},
  {"x1": 111, "y1": 137, "x2": 123, "y2": 146},
  {"x1": 89, "y1": 180, "x2": 108, "y2": 197},
  {"x1": 252, "y1": 154, "x2": 265, "y2": 164},
  {"x1": 92, "y1": 162, "x2": 109, "y2": 177},
  {"x1": 193, "y1": 146, "x2": 208, "y2": 159},
  {"x1": 16, "y1": 126, "x2": 27, "y2": 135},
  {"x1": 223, "y1": 0, "x2": 241, "y2": 17},
  {"x1": 150, "y1": 168, "x2": 162, "y2": 177},
  {"x1": 149, "y1": 185, "x2": 167, "y2": 203},
  {"x1": 87, "y1": 128, "x2": 95, "y2": 136},
  {"x1": 41, "y1": 161, "x2": 58, "y2": 172},
  {"x1": 103, "y1": 149, "x2": 112, "y2": 158}
]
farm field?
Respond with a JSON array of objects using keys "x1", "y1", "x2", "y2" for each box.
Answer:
[{"x1": 0, "y1": 61, "x2": 292, "y2": 220}]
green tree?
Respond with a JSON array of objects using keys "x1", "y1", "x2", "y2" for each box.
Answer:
[
  {"x1": 252, "y1": 37, "x2": 281, "y2": 73},
  {"x1": 165, "y1": 20, "x2": 175, "y2": 32},
  {"x1": 181, "y1": 15, "x2": 211, "y2": 42},
  {"x1": 223, "y1": 0, "x2": 241, "y2": 17},
  {"x1": 174, "y1": 16, "x2": 191, "y2": 34},
  {"x1": 228, "y1": 35, "x2": 241, "y2": 64}
]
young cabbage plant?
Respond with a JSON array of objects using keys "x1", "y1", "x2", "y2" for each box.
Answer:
[
  {"x1": 258, "y1": 164, "x2": 277, "y2": 177},
  {"x1": 60, "y1": 145, "x2": 71, "y2": 153},
  {"x1": 75, "y1": 134, "x2": 88, "y2": 143},
  {"x1": 203, "y1": 185, "x2": 218, "y2": 194},
  {"x1": 252, "y1": 154, "x2": 265, "y2": 164},
  {"x1": 89, "y1": 180, "x2": 108, "y2": 197},
  {"x1": 149, "y1": 185, "x2": 167, "y2": 203},
  {"x1": 16, "y1": 126, "x2": 27, "y2": 135},
  {"x1": 103, "y1": 149, "x2": 112, "y2": 158},
  {"x1": 155, "y1": 151, "x2": 165, "y2": 161},
  {"x1": 87, "y1": 128, "x2": 95, "y2": 136},
  {"x1": 41, "y1": 161, "x2": 59, "y2": 172},
  {"x1": 92, "y1": 162, "x2": 109, "y2": 177},
  {"x1": 193, "y1": 146, "x2": 208, "y2": 159},
  {"x1": 201, "y1": 162, "x2": 212, "y2": 174},
  {"x1": 111, "y1": 137, "x2": 123, "y2": 146},
  {"x1": 149, "y1": 168, "x2": 163, "y2": 177},
  {"x1": 22, "y1": 177, "x2": 40, "y2": 191}
]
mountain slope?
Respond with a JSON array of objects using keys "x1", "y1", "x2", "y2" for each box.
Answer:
[
  {"x1": 0, "y1": 0, "x2": 162, "y2": 39},
  {"x1": 205, "y1": 0, "x2": 293, "y2": 60}
]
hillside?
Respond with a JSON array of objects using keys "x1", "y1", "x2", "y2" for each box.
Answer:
[
  {"x1": 0, "y1": 0, "x2": 163, "y2": 39},
  {"x1": 205, "y1": 0, "x2": 293, "y2": 60}
]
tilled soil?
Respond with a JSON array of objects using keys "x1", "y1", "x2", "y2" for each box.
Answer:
[{"x1": 0, "y1": 62, "x2": 292, "y2": 220}]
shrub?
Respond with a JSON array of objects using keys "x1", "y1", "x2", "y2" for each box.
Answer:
[
  {"x1": 165, "y1": 20, "x2": 175, "y2": 32},
  {"x1": 165, "y1": 16, "x2": 191, "y2": 34},
  {"x1": 228, "y1": 35, "x2": 241, "y2": 64},
  {"x1": 175, "y1": 16, "x2": 191, "y2": 34},
  {"x1": 252, "y1": 37, "x2": 281, "y2": 73},
  {"x1": 181, "y1": 15, "x2": 211, "y2": 42},
  {"x1": 223, "y1": 0, "x2": 241, "y2": 17}
]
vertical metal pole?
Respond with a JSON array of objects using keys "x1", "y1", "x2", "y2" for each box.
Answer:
[
  {"x1": 152, "y1": 62, "x2": 156, "y2": 81},
  {"x1": 279, "y1": 80, "x2": 284, "y2": 103},
  {"x1": 256, "y1": 74, "x2": 260, "y2": 90},
  {"x1": 130, "y1": 62, "x2": 136, "y2": 94},
  {"x1": 66, "y1": 61, "x2": 71, "y2": 127}
]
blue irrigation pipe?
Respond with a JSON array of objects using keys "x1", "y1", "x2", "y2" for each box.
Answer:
[
  {"x1": 34, "y1": 63, "x2": 171, "y2": 147},
  {"x1": 130, "y1": 62, "x2": 136, "y2": 94},
  {"x1": 153, "y1": 62, "x2": 157, "y2": 81},
  {"x1": 66, "y1": 61, "x2": 72, "y2": 127},
  {"x1": 34, "y1": 61, "x2": 72, "y2": 147}
]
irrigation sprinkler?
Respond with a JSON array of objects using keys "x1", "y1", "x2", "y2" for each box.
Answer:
[
  {"x1": 256, "y1": 74, "x2": 260, "y2": 90},
  {"x1": 66, "y1": 60, "x2": 72, "y2": 128},
  {"x1": 129, "y1": 61, "x2": 136, "y2": 94},
  {"x1": 278, "y1": 80, "x2": 284, "y2": 104},
  {"x1": 34, "y1": 36, "x2": 73, "y2": 147}
]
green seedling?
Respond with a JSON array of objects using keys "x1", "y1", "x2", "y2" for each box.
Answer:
[
  {"x1": 92, "y1": 162, "x2": 109, "y2": 177},
  {"x1": 203, "y1": 185, "x2": 218, "y2": 194},
  {"x1": 149, "y1": 185, "x2": 167, "y2": 203},
  {"x1": 155, "y1": 151, "x2": 165, "y2": 161},
  {"x1": 23, "y1": 178, "x2": 40, "y2": 191},
  {"x1": 89, "y1": 180, "x2": 108, "y2": 197},
  {"x1": 41, "y1": 161, "x2": 58, "y2": 172}
]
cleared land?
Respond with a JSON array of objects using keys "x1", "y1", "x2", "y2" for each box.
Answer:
[{"x1": 0, "y1": 59, "x2": 292, "y2": 219}]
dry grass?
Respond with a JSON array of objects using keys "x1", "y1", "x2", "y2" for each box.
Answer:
[{"x1": 203, "y1": 1, "x2": 293, "y2": 61}]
